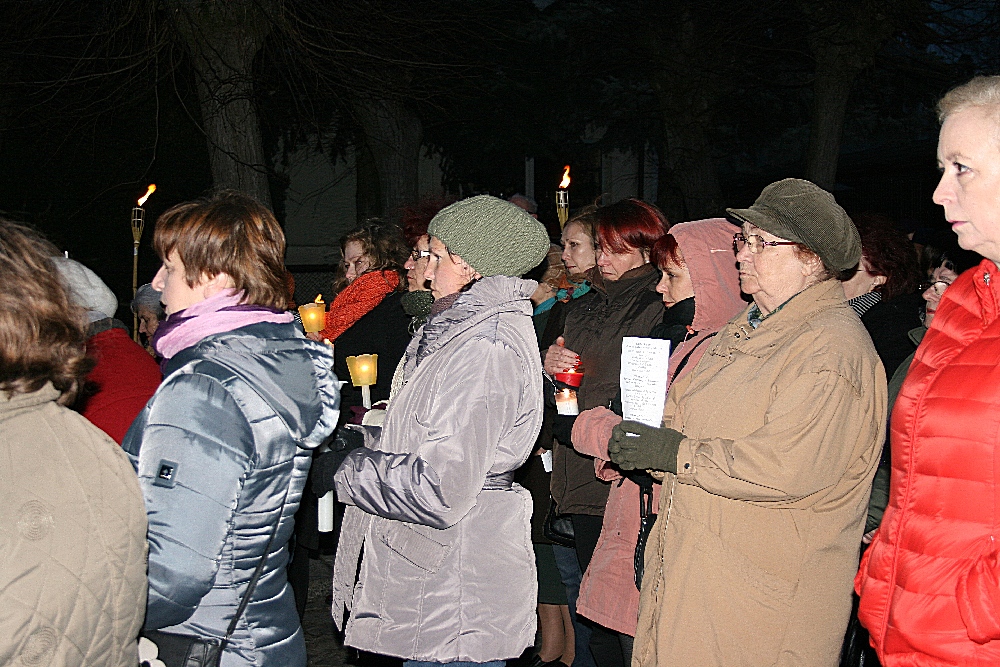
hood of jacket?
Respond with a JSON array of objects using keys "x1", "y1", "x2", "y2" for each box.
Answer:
[
  {"x1": 669, "y1": 218, "x2": 745, "y2": 333},
  {"x1": 165, "y1": 321, "x2": 340, "y2": 450},
  {"x1": 406, "y1": 275, "x2": 536, "y2": 374}
]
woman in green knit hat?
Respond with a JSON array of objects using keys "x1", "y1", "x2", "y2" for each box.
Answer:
[{"x1": 316, "y1": 195, "x2": 551, "y2": 667}]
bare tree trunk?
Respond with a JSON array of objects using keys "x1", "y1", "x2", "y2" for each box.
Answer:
[
  {"x1": 352, "y1": 94, "x2": 422, "y2": 223},
  {"x1": 801, "y1": 0, "x2": 900, "y2": 190},
  {"x1": 169, "y1": 0, "x2": 273, "y2": 208},
  {"x1": 805, "y1": 56, "x2": 857, "y2": 189}
]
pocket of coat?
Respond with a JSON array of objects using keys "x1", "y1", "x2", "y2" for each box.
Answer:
[{"x1": 379, "y1": 521, "x2": 453, "y2": 573}]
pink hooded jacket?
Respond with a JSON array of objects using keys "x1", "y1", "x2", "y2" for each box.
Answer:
[{"x1": 572, "y1": 218, "x2": 744, "y2": 636}]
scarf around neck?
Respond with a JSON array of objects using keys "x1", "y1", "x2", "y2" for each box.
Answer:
[
  {"x1": 320, "y1": 269, "x2": 399, "y2": 341},
  {"x1": 152, "y1": 289, "x2": 293, "y2": 361}
]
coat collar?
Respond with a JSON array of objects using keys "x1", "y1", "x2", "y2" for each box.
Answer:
[
  {"x1": 405, "y1": 275, "x2": 535, "y2": 374},
  {"x1": 713, "y1": 279, "x2": 849, "y2": 355},
  {"x1": 0, "y1": 383, "x2": 61, "y2": 419}
]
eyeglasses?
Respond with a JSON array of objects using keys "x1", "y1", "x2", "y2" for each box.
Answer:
[
  {"x1": 410, "y1": 248, "x2": 431, "y2": 261},
  {"x1": 733, "y1": 233, "x2": 798, "y2": 254},
  {"x1": 919, "y1": 279, "x2": 952, "y2": 296}
]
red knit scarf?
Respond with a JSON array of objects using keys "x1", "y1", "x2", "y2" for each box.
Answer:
[{"x1": 320, "y1": 270, "x2": 400, "y2": 341}]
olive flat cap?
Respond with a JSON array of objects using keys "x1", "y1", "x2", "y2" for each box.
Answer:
[{"x1": 726, "y1": 178, "x2": 861, "y2": 272}]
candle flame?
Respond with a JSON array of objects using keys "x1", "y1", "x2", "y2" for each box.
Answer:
[
  {"x1": 137, "y1": 184, "x2": 156, "y2": 207},
  {"x1": 314, "y1": 294, "x2": 324, "y2": 304},
  {"x1": 559, "y1": 165, "x2": 571, "y2": 189}
]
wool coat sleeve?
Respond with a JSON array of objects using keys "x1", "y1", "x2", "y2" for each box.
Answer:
[
  {"x1": 132, "y1": 372, "x2": 254, "y2": 629},
  {"x1": 335, "y1": 336, "x2": 526, "y2": 530},
  {"x1": 674, "y1": 368, "x2": 880, "y2": 505}
]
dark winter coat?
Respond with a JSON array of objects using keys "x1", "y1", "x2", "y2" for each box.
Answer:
[{"x1": 550, "y1": 263, "x2": 663, "y2": 515}]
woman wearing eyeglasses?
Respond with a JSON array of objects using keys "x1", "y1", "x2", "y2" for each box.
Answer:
[{"x1": 609, "y1": 178, "x2": 886, "y2": 667}]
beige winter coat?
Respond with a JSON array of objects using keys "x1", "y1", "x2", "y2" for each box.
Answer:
[
  {"x1": 632, "y1": 279, "x2": 886, "y2": 667},
  {"x1": 0, "y1": 384, "x2": 148, "y2": 667}
]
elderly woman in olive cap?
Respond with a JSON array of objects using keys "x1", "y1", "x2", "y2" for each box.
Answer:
[
  {"x1": 610, "y1": 179, "x2": 887, "y2": 667},
  {"x1": 320, "y1": 195, "x2": 550, "y2": 667}
]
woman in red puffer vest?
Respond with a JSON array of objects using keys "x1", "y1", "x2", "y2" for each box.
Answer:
[{"x1": 856, "y1": 75, "x2": 1000, "y2": 665}]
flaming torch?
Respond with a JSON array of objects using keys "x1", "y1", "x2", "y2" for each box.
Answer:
[
  {"x1": 557, "y1": 165, "x2": 571, "y2": 229},
  {"x1": 132, "y1": 184, "x2": 156, "y2": 342}
]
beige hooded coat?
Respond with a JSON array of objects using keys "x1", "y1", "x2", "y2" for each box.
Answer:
[{"x1": 632, "y1": 279, "x2": 886, "y2": 667}]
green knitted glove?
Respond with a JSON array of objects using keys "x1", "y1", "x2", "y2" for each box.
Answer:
[{"x1": 608, "y1": 421, "x2": 684, "y2": 474}]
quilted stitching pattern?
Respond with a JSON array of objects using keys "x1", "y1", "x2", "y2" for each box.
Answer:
[
  {"x1": 1, "y1": 387, "x2": 148, "y2": 667},
  {"x1": 858, "y1": 260, "x2": 1000, "y2": 664}
]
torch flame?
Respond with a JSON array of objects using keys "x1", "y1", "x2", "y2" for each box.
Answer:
[
  {"x1": 559, "y1": 165, "x2": 571, "y2": 189},
  {"x1": 314, "y1": 294, "x2": 324, "y2": 304},
  {"x1": 137, "y1": 184, "x2": 156, "y2": 207}
]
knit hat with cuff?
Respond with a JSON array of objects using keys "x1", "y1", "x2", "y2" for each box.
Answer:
[
  {"x1": 428, "y1": 195, "x2": 550, "y2": 278},
  {"x1": 726, "y1": 178, "x2": 861, "y2": 272}
]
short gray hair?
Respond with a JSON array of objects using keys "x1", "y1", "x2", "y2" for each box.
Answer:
[
  {"x1": 131, "y1": 283, "x2": 164, "y2": 316},
  {"x1": 937, "y1": 75, "x2": 1000, "y2": 123}
]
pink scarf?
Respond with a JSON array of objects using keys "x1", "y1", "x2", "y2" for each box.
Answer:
[{"x1": 152, "y1": 289, "x2": 293, "y2": 361}]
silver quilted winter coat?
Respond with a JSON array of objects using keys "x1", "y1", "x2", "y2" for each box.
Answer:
[
  {"x1": 123, "y1": 322, "x2": 340, "y2": 667},
  {"x1": 333, "y1": 276, "x2": 544, "y2": 663}
]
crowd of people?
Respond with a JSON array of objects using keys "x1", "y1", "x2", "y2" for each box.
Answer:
[{"x1": 4, "y1": 75, "x2": 1000, "y2": 667}]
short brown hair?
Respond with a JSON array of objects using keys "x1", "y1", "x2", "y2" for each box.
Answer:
[
  {"x1": 0, "y1": 219, "x2": 94, "y2": 403},
  {"x1": 153, "y1": 191, "x2": 289, "y2": 309}
]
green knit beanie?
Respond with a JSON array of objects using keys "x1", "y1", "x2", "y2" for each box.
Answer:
[
  {"x1": 725, "y1": 178, "x2": 861, "y2": 272},
  {"x1": 427, "y1": 195, "x2": 550, "y2": 278}
]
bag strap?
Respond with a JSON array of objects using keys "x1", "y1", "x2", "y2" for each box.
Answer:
[{"x1": 222, "y1": 482, "x2": 291, "y2": 642}]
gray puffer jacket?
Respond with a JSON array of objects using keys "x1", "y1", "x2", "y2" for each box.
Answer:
[
  {"x1": 123, "y1": 322, "x2": 340, "y2": 667},
  {"x1": 333, "y1": 276, "x2": 543, "y2": 662}
]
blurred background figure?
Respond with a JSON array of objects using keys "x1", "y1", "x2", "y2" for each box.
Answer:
[
  {"x1": 53, "y1": 257, "x2": 161, "y2": 445},
  {"x1": 0, "y1": 218, "x2": 148, "y2": 667},
  {"x1": 132, "y1": 282, "x2": 165, "y2": 351},
  {"x1": 544, "y1": 198, "x2": 667, "y2": 667},
  {"x1": 124, "y1": 191, "x2": 340, "y2": 667},
  {"x1": 858, "y1": 73, "x2": 1000, "y2": 667},
  {"x1": 842, "y1": 213, "x2": 923, "y2": 377},
  {"x1": 509, "y1": 192, "x2": 540, "y2": 219}
]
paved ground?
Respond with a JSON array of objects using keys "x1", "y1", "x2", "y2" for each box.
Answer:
[{"x1": 302, "y1": 553, "x2": 350, "y2": 667}]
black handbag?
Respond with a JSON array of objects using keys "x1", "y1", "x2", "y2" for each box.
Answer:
[
  {"x1": 139, "y1": 490, "x2": 287, "y2": 667},
  {"x1": 543, "y1": 497, "x2": 575, "y2": 548}
]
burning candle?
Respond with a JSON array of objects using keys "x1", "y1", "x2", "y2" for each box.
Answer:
[
  {"x1": 557, "y1": 165, "x2": 571, "y2": 229},
  {"x1": 555, "y1": 388, "x2": 579, "y2": 416},
  {"x1": 346, "y1": 353, "x2": 379, "y2": 409},
  {"x1": 298, "y1": 294, "x2": 326, "y2": 333}
]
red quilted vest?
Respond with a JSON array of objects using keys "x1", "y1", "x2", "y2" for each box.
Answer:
[{"x1": 857, "y1": 259, "x2": 1000, "y2": 665}]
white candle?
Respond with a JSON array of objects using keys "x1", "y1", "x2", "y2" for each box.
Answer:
[
  {"x1": 318, "y1": 491, "x2": 334, "y2": 532},
  {"x1": 556, "y1": 388, "x2": 579, "y2": 416}
]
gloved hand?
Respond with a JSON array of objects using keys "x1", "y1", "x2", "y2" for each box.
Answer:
[
  {"x1": 311, "y1": 426, "x2": 366, "y2": 497},
  {"x1": 608, "y1": 421, "x2": 685, "y2": 474},
  {"x1": 551, "y1": 414, "x2": 577, "y2": 447}
]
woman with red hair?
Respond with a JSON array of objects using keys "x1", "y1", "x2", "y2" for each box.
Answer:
[{"x1": 543, "y1": 198, "x2": 667, "y2": 667}]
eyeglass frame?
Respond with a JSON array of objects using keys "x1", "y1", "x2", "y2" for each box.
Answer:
[
  {"x1": 733, "y1": 232, "x2": 799, "y2": 254},
  {"x1": 918, "y1": 279, "x2": 952, "y2": 296},
  {"x1": 410, "y1": 248, "x2": 431, "y2": 261}
]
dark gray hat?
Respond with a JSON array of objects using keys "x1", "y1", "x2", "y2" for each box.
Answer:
[
  {"x1": 726, "y1": 178, "x2": 861, "y2": 272},
  {"x1": 428, "y1": 195, "x2": 550, "y2": 278}
]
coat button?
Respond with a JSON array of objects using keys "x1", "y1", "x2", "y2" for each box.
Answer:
[{"x1": 684, "y1": 463, "x2": 690, "y2": 470}]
